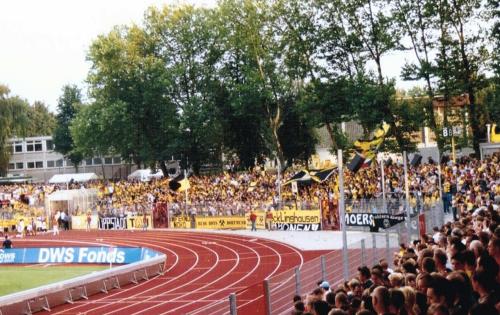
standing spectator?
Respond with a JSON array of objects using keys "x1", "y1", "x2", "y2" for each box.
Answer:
[
  {"x1": 371, "y1": 286, "x2": 393, "y2": 315},
  {"x1": 358, "y1": 266, "x2": 373, "y2": 289},
  {"x1": 52, "y1": 215, "x2": 59, "y2": 236},
  {"x1": 17, "y1": 219, "x2": 25, "y2": 238},
  {"x1": 488, "y1": 237, "x2": 500, "y2": 266},
  {"x1": 86, "y1": 211, "x2": 92, "y2": 231},
  {"x1": 30, "y1": 218, "x2": 36, "y2": 236},
  {"x1": 443, "y1": 180, "x2": 452, "y2": 214},
  {"x1": 249, "y1": 211, "x2": 257, "y2": 231},
  {"x1": 41, "y1": 219, "x2": 47, "y2": 232},
  {"x1": 26, "y1": 220, "x2": 33, "y2": 236},
  {"x1": 3, "y1": 235, "x2": 12, "y2": 249},
  {"x1": 471, "y1": 269, "x2": 500, "y2": 308},
  {"x1": 265, "y1": 209, "x2": 273, "y2": 231},
  {"x1": 57, "y1": 210, "x2": 62, "y2": 229},
  {"x1": 142, "y1": 212, "x2": 148, "y2": 231}
]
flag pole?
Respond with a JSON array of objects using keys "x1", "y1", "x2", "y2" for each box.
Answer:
[
  {"x1": 277, "y1": 159, "x2": 282, "y2": 209},
  {"x1": 403, "y1": 151, "x2": 411, "y2": 242},
  {"x1": 380, "y1": 156, "x2": 386, "y2": 214},
  {"x1": 184, "y1": 169, "x2": 188, "y2": 217},
  {"x1": 338, "y1": 149, "x2": 349, "y2": 280}
]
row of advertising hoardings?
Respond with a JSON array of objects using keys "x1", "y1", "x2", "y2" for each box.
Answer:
[
  {"x1": 169, "y1": 210, "x2": 416, "y2": 232},
  {"x1": 170, "y1": 209, "x2": 322, "y2": 231}
]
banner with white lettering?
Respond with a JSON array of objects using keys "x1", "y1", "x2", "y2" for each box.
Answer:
[
  {"x1": 0, "y1": 247, "x2": 162, "y2": 264},
  {"x1": 274, "y1": 223, "x2": 320, "y2": 231},
  {"x1": 99, "y1": 216, "x2": 128, "y2": 230},
  {"x1": 344, "y1": 213, "x2": 406, "y2": 229}
]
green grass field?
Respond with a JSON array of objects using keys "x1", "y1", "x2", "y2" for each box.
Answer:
[{"x1": 0, "y1": 265, "x2": 108, "y2": 296}]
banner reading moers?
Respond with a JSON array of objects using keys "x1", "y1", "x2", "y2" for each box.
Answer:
[{"x1": 345, "y1": 213, "x2": 405, "y2": 229}]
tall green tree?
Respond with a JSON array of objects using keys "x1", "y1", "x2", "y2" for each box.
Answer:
[
  {"x1": 144, "y1": 5, "x2": 225, "y2": 174},
  {"x1": 333, "y1": 0, "x2": 411, "y2": 150},
  {"x1": 53, "y1": 85, "x2": 83, "y2": 171},
  {"x1": 0, "y1": 85, "x2": 30, "y2": 176},
  {"x1": 26, "y1": 101, "x2": 56, "y2": 137},
  {"x1": 86, "y1": 21, "x2": 180, "y2": 174},
  {"x1": 485, "y1": 0, "x2": 500, "y2": 124},
  {"x1": 393, "y1": 0, "x2": 440, "y2": 147},
  {"x1": 216, "y1": 0, "x2": 323, "y2": 169},
  {"x1": 437, "y1": 0, "x2": 488, "y2": 155},
  {"x1": 298, "y1": 78, "x2": 354, "y2": 151}
]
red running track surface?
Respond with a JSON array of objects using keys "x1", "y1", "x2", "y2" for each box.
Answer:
[{"x1": 13, "y1": 230, "x2": 328, "y2": 315}]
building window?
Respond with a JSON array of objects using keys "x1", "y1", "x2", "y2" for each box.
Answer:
[
  {"x1": 55, "y1": 159, "x2": 63, "y2": 167},
  {"x1": 34, "y1": 141, "x2": 43, "y2": 151},
  {"x1": 104, "y1": 157, "x2": 113, "y2": 165},
  {"x1": 67, "y1": 160, "x2": 74, "y2": 167},
  {"x1": 85, "y1": 159, "x2": 93, "y2": 166},
  {"x1": 8, "y1": 163, "x2": 15, "y2": 170},
  {"x1": 47, "y1": 160, "x2": 55, "y2": 168},
  {"x1": 26, "y1": 141, "x2": 34, "y2": 152},
  {"x1": 27, "y1": 162, "x2": 35, "y2": 169},
  {"x1": 93, "y1": 158, "x2": 102, "y2": 165},
  {"x1": 46, "y1": 140, "x2": 54, "y2": 151},
  {"x1": 15, "y1": 142, "x2": 22, "y2": 153},
  {"x1": 35, "y1": 161, "x2": 43, "y2": 168},
  {"x1": 16, "y1": 162, "x2": 23, "y2": 169},
  {"x1": 113, "y1": 157, "x2": 121, "y2": 164}
]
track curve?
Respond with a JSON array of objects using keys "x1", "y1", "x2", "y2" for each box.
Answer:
[{"x1": 14, "y1": 230, "x2": 327, "y2": 315}]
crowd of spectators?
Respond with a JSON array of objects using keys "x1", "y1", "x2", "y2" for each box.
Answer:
[
  {"x1": 1, "y1": 153, "x2": 499, "y2": 225},
  {"x1": 292, "y1": 154, "x2": 500, "y2": 315}
]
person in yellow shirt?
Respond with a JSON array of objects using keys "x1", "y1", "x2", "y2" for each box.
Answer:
[{"x1": 442, "y1": 180, "x2": 452, "y2": 214}]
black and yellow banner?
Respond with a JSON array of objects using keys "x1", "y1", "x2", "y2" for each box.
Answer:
[
  {"x1": 171, "y1": 215, "x2": 191, "y2": 228},
  {"x1": 195, "y1": 216, "x2": 247, "y2": 229}
]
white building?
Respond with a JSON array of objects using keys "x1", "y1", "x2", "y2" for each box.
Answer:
[{"x1": 6, "y1": 136, "x2": 134, "y2": 182}]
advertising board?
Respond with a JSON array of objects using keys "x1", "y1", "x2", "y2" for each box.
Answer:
[{"x1": 0, "y1": 247, "x2": 161, "y2": 264}]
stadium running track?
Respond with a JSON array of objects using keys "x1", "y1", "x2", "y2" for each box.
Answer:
[{"x1": 15, "y1": 230, "x2": 329, "y2": 314}]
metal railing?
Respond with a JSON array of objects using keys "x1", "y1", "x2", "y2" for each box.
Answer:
[
  {"x1": 169, "y1": 200, "x2": 321, "y2": 217},
  {"x1": 194, "y1": 196, "x2": 444, "y2": 315},
  {"x1": 0, "y1": 254, "x2": 166, "y2": 315}
]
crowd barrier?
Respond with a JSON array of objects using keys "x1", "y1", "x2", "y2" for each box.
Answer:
[
  {"x1": 0, "y1": 251, "x2": 165, "y2": 315},
  {"x1": 169, "y1": 200, "x2": 321, "y2": 217}
]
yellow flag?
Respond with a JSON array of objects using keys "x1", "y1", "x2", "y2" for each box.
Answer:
[{"x1": 178, "y1": 178, "x2": 190, "y2": 192}]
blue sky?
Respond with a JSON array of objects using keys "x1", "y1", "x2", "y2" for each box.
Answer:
[{"x1": 0, "y1": 0, "x2": 418, "y2": 113}]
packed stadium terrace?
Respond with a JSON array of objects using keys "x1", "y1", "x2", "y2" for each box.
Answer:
[
  {"x1": 291, "y1": 157, "x2": 500, "y2": 315},
  {"x1": 1, "y1": 154, "x2": 500, "y2": 219}
]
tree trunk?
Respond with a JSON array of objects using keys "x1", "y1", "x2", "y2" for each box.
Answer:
[
  {"x1": 101, "y1": 162, "x2": 106, "y2": 180},
  {"x1": 271, "y1": 116, "x2": 285, "y2": 172},
  {"x1": 325, "y1": 123, "x2": 338, "y2": 151}
]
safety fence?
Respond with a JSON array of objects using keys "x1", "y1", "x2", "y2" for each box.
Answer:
[
  {"x1": 0, "y1": 254, "x2": 166, "y2": 315},
  {"x1": 345, "y1": 195, "x2": 445, "y2": 243},
  {"x1": 192, "y1": 231, "x2": 400, "y2": 315},
  {"x1": 192, "y1": 195, "x2": 445, "y2": 315},
  {"x1": 169, "y1": 200, "x2": 321, "y2": 217},
  {"x1": 265, "y1": 232, "x2": 400, "y2": 315}
]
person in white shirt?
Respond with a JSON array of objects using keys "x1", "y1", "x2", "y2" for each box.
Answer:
[
  {"x1": 52, "y1": 215, "x2": 59, "y2": 236},
  {"x1": 17, "y1": 219, "x2": 25, "y2": 238}
]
